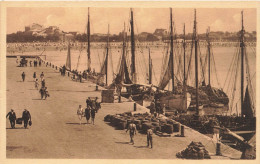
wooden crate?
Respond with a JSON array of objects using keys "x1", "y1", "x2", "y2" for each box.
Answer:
[{"x1": 101, "y1": 89, "x2": 114, "y2": 103}]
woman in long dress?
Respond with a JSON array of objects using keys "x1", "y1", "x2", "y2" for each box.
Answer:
[
  {"x1": 85, "y1": 105, "x2": 91, "y2": 124},
  {"x1": 77, "y1": 105, "x2": 83, "y2": 125}
]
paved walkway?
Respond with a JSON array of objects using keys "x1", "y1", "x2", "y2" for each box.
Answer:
[{"x1": 6, "y1": 58, "x2": 242, "y2": 159}]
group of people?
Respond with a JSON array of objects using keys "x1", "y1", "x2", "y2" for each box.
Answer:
[
  {"x1": 6, "y1": 109, "x2": 32, "y2": 129},
  {"x1": 77, "y1": 97, "x2": 101, "y2": 125},
  {"x1": 126, "y1": 120, "x2": 153, "y2": 148},
  {"x1": 29, "y1": 59, "x2": 41, "y2": 67},
  {"x1": 149, "y1": 100, "x2": 166, "y2": 118}
]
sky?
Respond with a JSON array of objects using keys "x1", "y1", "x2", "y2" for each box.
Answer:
[{"x1": 7, "y1": 7, "x2": 257, "y2": 35}]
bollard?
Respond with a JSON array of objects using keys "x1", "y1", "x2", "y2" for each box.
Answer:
[
  {"x1": 181, "y1": 125, "x2": 185, "y2": 137},
  {"x1": 216, "y1": 143, "x2": 221, "y2": 156},
  {"x1": 95, "y1": 85, "x2": 98, "y2": 91},
  {"x1": 118, "y1": 95, "x2": 121, "y2": 103},
  {"x1": 134, "y1": 103, "x2": 136, "y2": 111}
]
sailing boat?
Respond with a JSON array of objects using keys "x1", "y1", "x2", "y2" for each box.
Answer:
[
  {"x1": 97, "y1": 24, "x2": 111, "y2": 86},
  {"x1": 155, "y1": 8, "x2": 191, "y2": 113},
  {"x1": 110, "y1": 9, "x2": 154, "y2": 103}
]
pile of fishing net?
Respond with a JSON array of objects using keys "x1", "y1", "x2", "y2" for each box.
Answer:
[{"x1": 176, "y1": 141, "x2": 211, "y2": 159}]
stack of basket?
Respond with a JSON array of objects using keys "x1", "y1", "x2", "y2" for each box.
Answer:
[{"x1": 176, "y1": 141, "x2": 211, "y2": 159}]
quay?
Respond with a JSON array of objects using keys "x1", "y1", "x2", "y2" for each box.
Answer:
[{"x1": 6, "y1": 57, "x2": 242, "y2": 159}]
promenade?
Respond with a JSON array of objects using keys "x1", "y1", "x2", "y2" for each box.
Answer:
[{"x1": 6, "y1": 58, "x2": 242, "y2": 159}]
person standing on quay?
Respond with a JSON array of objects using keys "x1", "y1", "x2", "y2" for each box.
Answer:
[
  {"x1": 22, "y1": 109, "x2": 31, "y2": 129},
  {"x1": 6, "y1": 109, "x2": 16, "y2": 129},
  {"x1": 33, "y1": 72, "x2": 36, "y2": 81},
  {"x1": 91, "y1": 108, "x2": 96, "y2": 125},
  {"x1": 147, "y1": 127, "x2": 153, "y2": 148},
  {"x1": 77, "y1": 105, "x2": 84, "y2": 125},
  {"x1": 85, "y1": 105, "x2": 91, "y2": 124},
  {"x1": 40, "y1": 72, "x2": 44, "y2": 80},
  {"x1": 21, "y1": 72, "x2": 25, "y2": 82},
  {"x1": 126, "y1": 121, "x2": 137, "y2": 144}
]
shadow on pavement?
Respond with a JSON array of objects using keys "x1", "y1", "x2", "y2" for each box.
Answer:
[
  {"x1": 115, "y1": 141, "x2": 129, "y2": 144},
  {"x1": 134, "y1": 145, "x2": 148, "y2": 149},
  {"x1": 6, "y1": 127, "x2": 25, "y2": 130},
  {"x1": 32, "y1": 99, "x2": 43, "y2": 100},
  {"x1": 66, "y1": 122, "x2": 88, "y2": 125}
]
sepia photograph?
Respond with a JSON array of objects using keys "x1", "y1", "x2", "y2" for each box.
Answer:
[{"x1": 1, "y1": 0, "x2": 258, "y2": 162}]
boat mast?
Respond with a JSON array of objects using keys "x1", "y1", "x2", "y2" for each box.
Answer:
[
  {"x1": 148, "y1": 48, "x2": 152, "y2": 84},
  {"x1": 206, "y1": 27, "x2": 211, "y2": 86},
  {"x1": 183, "y1": 23, "x2": 186, "y2": 89},
  {"x1": 105, "y1": 24, "x2": 110, "y2": 86},
  {"x1": 170, "y1": 8, "x2": 174, "y2": 93},
  {"x1": 194, "y1": 9, "x2": 199, "y2": 115},
  {"x1": 87, "y1": 7, "x2": 91, "y2": 71},
  {"x1": 130, "y1": 8, "x2": 136, "y2": 83},
  {"x1": 240, "y1": 11, "x2": 245, "y2": 116}
]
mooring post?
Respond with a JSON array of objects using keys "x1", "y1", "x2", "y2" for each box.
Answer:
[
  {"x1": 216, "y1": 143, "x2": 222, "y2": 156},
  {"x1": 134, "y1": 103, "x2": 136, "y2": 111},
  {"x1": 181, "y1": 125, "x2": 185, "y2": 137},
  {"x1": 95, "y1": 85, "x2": 98, "y2": 91}
]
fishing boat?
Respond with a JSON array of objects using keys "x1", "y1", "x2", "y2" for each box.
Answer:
[
  {"x1": 154, "y1": 8, "x2": 191, "y2": 113},
  {"x1": 109, "y1": 9, "x2": 156, "y2": 105}
]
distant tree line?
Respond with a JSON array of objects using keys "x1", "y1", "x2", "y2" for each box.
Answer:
[
  {"x1": 7, "y1": 31, "x2": 60, "y2": 43},
  {"x1": 7, "y1": 30, "x2": 256, "y2": 43}
]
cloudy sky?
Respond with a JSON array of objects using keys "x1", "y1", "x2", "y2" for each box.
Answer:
[{"x1": 7, "y1": 7, "x2": 256, "y2": 34}]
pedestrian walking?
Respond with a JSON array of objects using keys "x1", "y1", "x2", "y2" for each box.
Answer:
[
  {"x1": 41, "y1": 79, "x2": 46, "y2": 88},
  {"x1": 39, "y1": 87, "x2": 45, "y2": 99},
  {"x1": 40, "y1": 72, "x2": 44, "y2": 80},
  {"x1": 33, "y1": 72, "x2": 36, "y2": 81},
  {"x1": 85, "y1": 106, "x2": 91, "y2": 124},
  {"x1": 147, "y1": 127, "x2": 153, "y2": 148},
  {"x1": 126, "y1": 121, "x2": 137, "y2": 144},
  {"x1": 21, "y1": 72, "x2": 25, "y2": 82},
  {"x1": 77, "y1": 105, "x2": 84, "y2": 125},
  {"x1": 44, "y1": 87, "x2": 50, "y2": 100},
  {"x1": 91, "y1": 108, "x2": 96, "y2": 125},
  {"x1": 86, "y1": 97, "x2": 91, "y2": 107},
  {"x1": 35, "y1": 79, "x2": 39, "y2": 90},
  {"x1": 6, "y1": 109, "x2": 16, "y2": 129},
  {"x1": 22, "y1": 109, "x2": 31, "y2": 129}
]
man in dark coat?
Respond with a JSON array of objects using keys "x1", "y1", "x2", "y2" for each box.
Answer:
[
  {"x1": 39, "y1": 87, "x2": 45, "y2": 100},
  {"x1": 6, "y1": 109, "x2": 16, "y2": 128},
  {"x1": 22, "y1": 109, "x2": 31, "y2": 129},
  {"x1": 21, "y1": 72, "x2": 25, "y2": 82},
  {"x1": 91, "y1": 108, "x2": 96, "y2": 125}
]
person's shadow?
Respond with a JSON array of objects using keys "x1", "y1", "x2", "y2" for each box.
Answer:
[
  {"x1": 134, "y1": 146, "x2": 148, "y2": 149},
  {"x1": 6, "y1": 127, "x2": 24, "y2": 129},
  {"x1": 115, "y1": 141, "x2": 129, "y2": 144}
]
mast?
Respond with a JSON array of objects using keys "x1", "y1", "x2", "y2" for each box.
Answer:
[
  {"x1": 183, "y1": 23, "x2": 186, "y2": 88},
  {"x1": 130, "y1": 8, "x2": 136, "y2": 83},
  {"x1": 105, "y1": 24, "x2": 110, "y2": 86},
  {"x1": 206, "y1": 27, "x2": 211, "y2": 86},
  {"x1": 194, "y1": 9, "x2": 199, "y2": 115},
  {"x1": 87, "y1": 7, "x2": 91, "y2": 71},
  {"x1": 240, "y1": 11, "x2": 245, "y2": 116},
  {"x1": 148, "y1": 48, "x2": 152, "y2": 84},
  {"x1": 170, "y1": 8, "x2": 174, "y2": 93}
]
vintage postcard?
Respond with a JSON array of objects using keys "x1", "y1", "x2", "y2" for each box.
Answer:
[{"x1": 0, "y1": 0, "x2": 259, "y2": 163}]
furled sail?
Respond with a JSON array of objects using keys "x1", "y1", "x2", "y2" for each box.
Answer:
[
  {"x1": 65, "y1": 43, "x2": 71, "y2": 71},
  {"x1": 158, "y1": 53, "x2": 172, "y2": 90},
  {"x1": 242, "y1": 85, "x2": 254, "y2": 118}
]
